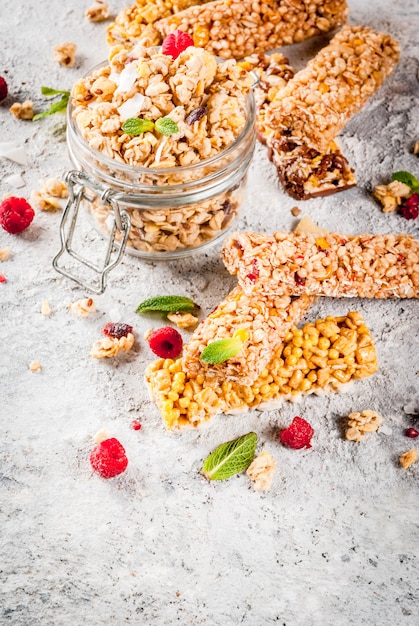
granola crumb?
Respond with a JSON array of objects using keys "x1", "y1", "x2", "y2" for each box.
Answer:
[
  {"x1": 167, "y1": 311, "x2": 198, "y2": 330},
  {"x1": 68, "y1": 297, "x2": 96, "y2": 317},
  {"x1": 29, "y1": 360, "x2": 42, "y2": 372},
  {"x1": 374, "y1": 180, "x2": 411, "y2": 213},
  {"x1": 94, "y1": 429, "x2": 111, "y2": 444},
  {"x1": 413, "y1": 140, "x2": 419, "y2": 155},
  {"x1": 31, "y1": 178, "x2": 68, "y2": 212},
  {"x1": 90, "y1": 333, "x2": 134, "y2": 358},
  {"x1": 9, "y1": 100, "x2": 34, "y2": 120},
  {"x1": 345, "y1": 410, "x2": 383, "y2": 442},
  {"x1": 85, "y1": 1, "x2": 109, "y2": 22},
  {"x1": 293, "y1": 215, "x2": 328, "y2": 235},
  {"x1": 291, "y1": 206, "x2": 302, "y2": 217},
  {"x1": 246, "y1": 450, "x2": 276, "y2": 491},
  {"x1": 53, "y1": 42, "x2": 77, "y2": 67},
  {"x1": 41, "y1": 300, "x2": 52, "y2": 316},
  {"x1": 0, "y1": 247, "x2": 11, "y2": 261},
  {"x1": 144, "y1": 328, "x2": 154, "y2": 341},
  {"x1": 399, "y1": 448, "x2": 418, "y2": 469}
]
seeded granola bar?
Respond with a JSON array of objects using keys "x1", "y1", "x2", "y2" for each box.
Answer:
[
  {"x1": 146, "y1": 311, "x2": 378, "y2": 429},
  {"x1": 223, "y1": 231, "x2": 419, "y2": 299},
  {"x1": 153, "y1": 0, "x2": 349, "y2": 60},
  {"x1": 182, "y1": 286, "x2": 315, "y2": 385},
  {"x1": 264, "y1": 24, "x2": 400, "y2": 154}
]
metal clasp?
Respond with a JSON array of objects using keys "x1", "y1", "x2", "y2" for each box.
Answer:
[{"x1": 52, "y1": 171, "x2": 131, "y2": 294}]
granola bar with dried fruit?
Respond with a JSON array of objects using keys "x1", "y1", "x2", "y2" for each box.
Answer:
[{"x1": 223, "y1": 231, "x2": 419, "y2": 299}]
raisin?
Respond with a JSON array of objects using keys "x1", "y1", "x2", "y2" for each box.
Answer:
[
  {"x1": 185, "y1": 106, "x2": 207, "y2": 125},
  {"x1": 294, "y1": 272, "x2": 306, "y2": 286}
]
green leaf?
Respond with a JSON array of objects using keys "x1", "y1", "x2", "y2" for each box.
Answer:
[
  {"x1": 155, "y1": 117, "x2": 179, "y2": 136},
  {"x1": 122, "y1": 117, "x2": 155, "y2": 135},
  {"x1": 200, "y1": 337, "x2": 243, "y2": 365},
  {"x1": 32, "y1": 94, "x2": 69, "y2": 121},
  {"x1": 41, "y1": 86, "x2": 70, "y2": 97},
  {"x1": 136, "y1": 295, "x2": 198, "y2": 314},
  {"x1": 392, "y1": 171, "x2": 419, "y2": 192},
  {"x1": 202, "y1": 432, "x2": 258, "y2": 481}
]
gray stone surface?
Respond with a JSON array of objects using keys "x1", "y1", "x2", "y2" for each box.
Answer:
[{"x1": 0, "y1": 1, "x2": 418, "y2": 624}]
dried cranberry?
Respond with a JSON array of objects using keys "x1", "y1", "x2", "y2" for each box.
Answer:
[
  {"x1": 294, "y1": 272, "x2": 306, "y2": 286},
  {"x1": 103, "y1": 322, "x2": 133, "y2": 339},
  {"x1": 233, "y1": 240, "x2": 244, "y2": 253},
  {"x1": 405, "y1": 427, "x2": 419, "y2": 438},
  {"x1": 399, "y1": 194, "x2": 419, "y2": 220},
  {"x1": 185, "y1": 106, "x2": 207, "y2": 125},
  {"x1": 246, "y1": 259, "x2": 259, "y2": 283},
  {"x1": 131, "y1": 420, "x2": 142, "y2": 431}
]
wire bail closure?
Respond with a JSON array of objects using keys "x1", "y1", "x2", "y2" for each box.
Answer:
[{"x1": 52, "y1": 170, "x2": 131, "y2": 294}]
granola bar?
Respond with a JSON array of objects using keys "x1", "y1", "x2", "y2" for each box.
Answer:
[
  {"x1": 145, "y1": 311, "x2": 378, "y2": 429},
  {"x1": 154, "y1": 0, "x2": 349, "y2": 60},
  {"x1": 264, "y1": 25, "x2": 400, "y2": 154},
  {"x1": 182, "y1": 285, "x2": 315, "y2": 385},
  {"x1": 222, "y1": 231, "x2": 419, "y2": 299}
]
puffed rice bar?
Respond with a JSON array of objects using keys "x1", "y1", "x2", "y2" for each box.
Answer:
[
  {"x1": 153, "y1": 0, "x2": 349, "y2": 60},
  {"x1": 145, "y1": 311, "x2": 378, "y2": 429},
  {"x1": 264, "y1": 25, "x2": 400, "y2": 154},
  {"x1": 182, "y1": 286, "x2": 315, "y2": 385},
  {"x1": 222, "y1": 231, "x2": 419, "y2": 299}
]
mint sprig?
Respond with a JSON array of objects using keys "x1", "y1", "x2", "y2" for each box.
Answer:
[
  {"x1": 200, "y1": 337, "x2": 243, "y2": 364},
  {"x1": 155, "y1": 117, "x2": 179, "y2": 136},
  {"x1": 392, "y1": 171, "x2": 419, "y2": 192},
  {"x1": 136, "y1": 295, "x2": 198, "y2": 315},
  {"x1": 122, "y1": 117, "x2": 155, "y2": 135},
  {"x1": 33, "y1": 86, "x2": 70, "y2": 121},
  {"x1": 202, "y1": 432, "x2": 258, "y2": 481}
]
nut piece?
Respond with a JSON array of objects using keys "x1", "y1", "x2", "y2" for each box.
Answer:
[
  {"x1": 291, "y1": 206, "x2": 301, "y2": 217},
  {"x1": 0, "y1": 247, "x2": 11, "y2": 261},
  {"x1": 29, "y1": 360, "x2": 42, "y2": 372},
  {"x1": 399, "y1": 448, "x2": 418, "y2": 469},
  {"x1": 10, "y1": 100, "x2": 34, "y2": 120},
  {"x1": 53, "y1": 42, "x2": 77, "y2": 67},
  {"x1": 68, "y1": 297, "x2": 96, "y2": 317},
  {"x1": 167, "y1": 311, "x2": 198, "y2": 330},
  {"x1": 31, "y1": 178, "x2": 68, "y2": 212},
  {"x1": 374, "y1": 181, "x2": 411, "y2": 213},
  {"x1": 90, "y1": 333, "x2": 134, "y2": 358},
  {"x1": 41, "y1": 300, "x2": 52, "y2": 316},
  {"x1": 413, "y1": 140, "x2": 419, "y2": 155},
  {"x1": 85, "y1": 1, "x2": 109, "y2": 22},
  {"x1": 246, "y1": 450, "x2": 276, "y2": 491},
  {"x1": 345, "y1": 409, "x2": 383, "y2": 442}
]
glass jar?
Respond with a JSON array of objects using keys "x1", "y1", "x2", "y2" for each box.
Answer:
[{"x1": 53, "y1": 61, "x2": 256, "y2": 293}]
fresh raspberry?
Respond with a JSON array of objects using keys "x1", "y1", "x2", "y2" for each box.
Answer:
[
  {"x1": 0, "y1": 76, "x2": 8, "y2": 102},
  {"x1": 161, "y1": 30, "x2": 194, "y2": 60},
  {"x1": 90, "y1": 437, "x2": 128, "y2": 479},
  {"x1": 399, "y1": 193, "x2": 419, "y2": 220},
  {"x1": 0, "y1": 274, "x2": 7, "y2": 283},
  {"x1": 131, "y1": 420, "x2": 142, "y2": 431},
  {"x1": 0, "y1": 197, "x2": 35, "y2": 234},
  {"x1": 279, "y1": 416, "x2": 314, "y2": 449},
  {"x1": 148, "y1": 326, "x2": 183, "y2": 358},
  {"x1": 103, "y1": 322, "x2": 133, "y2": 339}
]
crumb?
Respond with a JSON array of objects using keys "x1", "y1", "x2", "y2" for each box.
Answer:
[
  {"x1": 94, "y1": 429, "x2": 111, "y2": 444},
  {"x1": 53, "y1": 42, "x2": 77, "y2": 67},
  {"x1": 9, "y1": 100, "x2": 34, "y2": 120},
  {"x1": 85, "y1": 1, "x2": 109, "y2": 22},
  {"x1": 68, "y1": 297, "x2": 96, "y2": 317},
  {"x1": 0, "y1": 247, "x2": 11, "y2": 261},
  {"x1": 90, "y1": 333, "x2": 134, "y2": 358},
  {"x1": 399, "y1": 448, "x2": 418, "y2": 469},
  {"x1": 41, "y1": 300, "x2": 52, "y2": 316},
  {"x1": 246, "y1": 450, "x2": 276, "y2": 491},
  {"x1": 293, "y1": 215, "x2": 327, "y2": 234},
  {"x1": 144, "y1": 328, "x2": 154, "y2": 341},
  {"x1": 291, "y1": 206, "x2": 301, "y2": 216},
  {"x1": 345, "y1": 410, "x2": 382, "y2": 442},
  {"x1": 374, "y1": 181, "x2": 411, "y2": 213},
  {"x1": 29, "y1": 360, "x2": 42, "y2": 372},
  {"x1": 167, "y1": 311, "x2": 198, "y2": 330},
  {"x1": 413, "y1": 140, "x2": 419, "y2": 155},
  {"x1": 31, "y1": 178, "x2": 68, "y2": 212}
]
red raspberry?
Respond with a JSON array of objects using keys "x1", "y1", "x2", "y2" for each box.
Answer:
[
  {"x1": 103, "y1": 322, "x2": 133, "y2": 339},
  {"x1": 90, "y1": 437, "x2": 128, "y2": 479},
  {"x1": 161, "y1": 30, "x2": 194, "y2": 60},
  {"x1": 279, "y1": 416, "x2": 314, "y2": 449},
  {"x1": 131, "y1": 420, "x2": 142, "y2": 431},
  {"x1": 0, "y1": 197, "x2": 35, "y2": 234},
  {"x1": 0, "y1": 76, "x2": 8, "y2": 102},
  {"x1": 399, "y1": 194, "x2": 419, "y2": 220},
  {"x1": 148, "y1": 326, "x2": 183, "y2": 358}
]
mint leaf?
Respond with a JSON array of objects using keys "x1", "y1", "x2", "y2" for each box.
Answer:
[
  {"x1": 41, "y1": 86, "x2": 70, "y2": 97},
  {"x1": 155, "y1": 117, "x2": 179, "y2": 136},
  {"x1": 136, "y1": 295, "x2": 198, "y2": 314},
  {"x1": 200, "y1": 337, "x2": 243, "y2": 364},
  {"x1": 33, "y1": 93, "x2": 69, "y2": 121},
  {"x1": 392, "y1": 171, "x2": 419, "y2": 192},
  {"x1": 202, "y1": 432, "x2": 258, "y2": 481},
  {"x1": 122, "y1": 117, "x2": 155, "y2": 135}
]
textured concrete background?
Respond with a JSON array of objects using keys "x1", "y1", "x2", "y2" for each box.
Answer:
[{"x1": 0, "y1": 1, "x2": 418, "y2": 624}]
